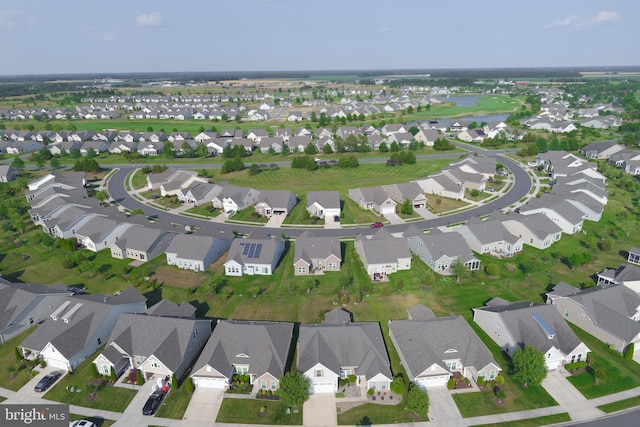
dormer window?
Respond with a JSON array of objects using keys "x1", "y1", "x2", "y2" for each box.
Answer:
[{"x1": 445, "y1": 349, "x2": 457, "y2": 354}]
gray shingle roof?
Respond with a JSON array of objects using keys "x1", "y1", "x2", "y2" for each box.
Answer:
[
  {"x1": 390, "y1": 315, "x2": 499, "y2": 380},
  {"x1": 307, "y1": 191, "x2": 340, "y2": 210},
  {"x1": 102, "y1": 313, "x2": 210, "y2": 372},
  {"x1": 476, "y1": 302, "x2": 583, "y2": 355},
  {"x1": 294, "y1": 230, "x2": 341, "y2": 265},
  {"x1": 146, "y1": 299, "x2": 197, "y2": 318},
  {"x1": 298, "y1": 323, "x2": 392, "y2": 380},
  {"x1": 0, "y1": 280, "x2": 69, "y2": 331},
  {"x1": 355, "y1": 228, "x2": 411, "y2": 265},
  {"x1": 548, "y1": 283, "x2": 640, "y2": 343},
  {"x1": 166, "y1": 234, "x2": 229, "y2": 261},
  {"x1": 192, "y1": 320, "x2": 294, "y2": 380}
]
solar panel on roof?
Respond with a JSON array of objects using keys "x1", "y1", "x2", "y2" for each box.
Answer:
[
  {"x1": 254, "y1": 245, "x2": 262, "y2": 258},
  {"x1": 532, "y1": 312, "x2": 555, "y2": 338}
]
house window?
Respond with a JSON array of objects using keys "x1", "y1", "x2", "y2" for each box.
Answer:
[
  {"x1": 262, "y1": 267, "x2": 268, "y2": 274},
  {"x1": 151, "y1": 361, "x2": 160, "y2": 368},
  {"x1": 315, "y1": 369, "x2": 323, "y2": 378},
  {"x1": 328, "y1": 262, "x2": 336, "y2": 269},
  {"x1": 271, "y1": 380, "x2": 277, "y2": 390},
  {"x1": 298, "y1": 267, "x2": 306, "y2": 273},
  {"x1": 445, "y1": 361, "x2": 457, "y2": 371},
  {"x1": 135, "y1": 356, "x2": 142, "y2": 366},
  {"x1": 489, "y1": 370, "x2": 496, "y2": 380},
  {"x1": 340, "y1": 369, "x2": 351, "y2": 378},
  {"x1": 260, "y1": 380, "x2": 267, "y2": 390},
  {"x1": 235, "y1": 366, "x2": 248, "y2": 375},
  {"x1": 101, "y1": 364, "x2": 110, "y2": 375}
]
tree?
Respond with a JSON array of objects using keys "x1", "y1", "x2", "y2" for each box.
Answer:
[
  {"x1": 95, "y1": 190, "x2": 109, "y2": 204},
  {"x1": 249, "y1": 163, "x2": 261, "y2": 175},
  {"x1": 196, "y1": 142, "x2": 209, "y2": 158},
  {"x1": 405, "y1": 384, "x2": 429, "y2": 417},
  {"x1": 50, "y1": 157, "x2": 60, "y2": 170},
  {"x1": 451, "y1": 258, "x2": 466, "y2": 283},
  {"x1": 304, "y1": 143, "x2": 318, "y2": 155},
  {"x1": 279, "y1": 371, "x2": 310, "y2": 408},
  {"x1": 511, "y1": 344, "x2": 547, "y2": 387},
  {"x1": 11, "y1": 156, "x2": 24, "y2": 171},
  {"x1": 322, "y1": 143, "x2": 333, "y2": 154},
  {"x1": 378, "y1": 141, "x2": 389, "y2": 152},
  {"x1": 400, "y1": 199, "x2": 413, "y2": 215},
  {"x1": 163, "y1": 141, "x2": 176, "y2": 158}
]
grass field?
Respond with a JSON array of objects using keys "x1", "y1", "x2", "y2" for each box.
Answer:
[
  {"x1": 154, "y1": 382, "x2": 192, "y2": 419},
  {"x1": 472, "y1": 413, "x2": 571, "y2": 427},
  {"x1": 337, "y1": 402, "x2": 419, "y2": 425},
  {"x1": 216, "y1": 398, "x2": 302, "y2": 425},
  {"x1": 0, "y1": 327, "x2": 39, "y2": 391},
  {"x1": 598, "y1": 395, "x2": 640, "y2": 414}
]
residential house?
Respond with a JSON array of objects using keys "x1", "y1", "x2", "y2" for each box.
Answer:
[
  {"x1": 138, "y1": 140, "x2": 164, "y2": 156},
  {"x1": 254, "y1": 189, "x2": 297, "y2": 217},
  {"x1": 190, "y1": 320, "x2": 294, "y2": 391},
  {"x1": 405, "y1": 226, "x2": 480, "y2": 274},
  {"x1": 546, "y1": 282, "x2": 640, "y2": 356},
  {"x1": 389, "y1": 305, "x2": 501, "y2": 388},
  {"x1": 306, "y1": 191, "x2": 340, "y2": 219},
  {"x1": 293, "y1": 230, "x2": 342, "y2": 275},
  {"x1": 518, "y1": 195, "x2": 585, "y2": 235},
  {"x1": 110, "y1": 227, "x2": 175, "y2": 263},
  {"x1": 473, "y1": 299, "x2": 590, "y2": 370},
  {"x1": 354, "y1": 228, "x2": 412, "y2": 281},
  {"x1": 348, "y1": 186, "x2": 397, "y2": 215},
  {"x1": 450, "y1": 157, "x2": 496, "y2": 179},
  {"x1": 382, "y1": 182, "x2": 427, "y2": 209},
  {"x1": 581, "y1": 140, "x2": 624, "y2": 160},
  {"x1": 165, "y1": 233, "x2": 232, "y2": 272},
  {"x1": 211, "y1": 182, "x2": 260, "y2": 216},
  {"x1": 145, "y1": 299, "x2": 197, "y2": 319},
  {"x1": 458, "y1": 129, "x2": 486, "y2": 143},
  {"x1": 93, "y1": 312, "x2": 211, "y2": 381},
  {"x1": 596, "y1": 264, "x2": 640, "y2": 293},
  {"x1": 628, "y1": 247, "x2": 640, "y2": 266},
  {"x1": 19, "y1": 287, "x2": 147, "y2": 371},
  {"x1": 413, "y1": 173, "x2": 465, "y2": 200},
  {"x1": 0, "y1": 165, "x2": 16, "y2": 182},
  {"x1": 298, "y1": 320, "x2": 392, "y2": 393},
  {"x1": 258, "y1": 136, "x2": 284, "y2": 153},
  {"x1": 413, "y1": 128, "x2": 439, "y2": 146},
  {"x1": 74, "y1": 216, "x2": 138, "y2": 252},
  {"x1": 493, "y1": 212, "x2": 563, "y2": 250},
  {"x1": 0, "y1": 279, "x2": 70, "y2": 343},
  {"x1": 224, "y1": 230, "x2": 285, "y2": 276},
  {"x1": 454, "y1": 216, "x2": 523, "y2": 258}
]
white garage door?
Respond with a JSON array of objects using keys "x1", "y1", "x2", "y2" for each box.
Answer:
[
  {"x1": 311, "y1": 382, "x2": 334, "y2": 394},
  {"x1": 194, "y1": 377, "x2": 227, "y2": 389},
  {"x1": 417, "y1": 375, "x2": 448, "y2": 388},
  {"x1": 381, "y1": 205, "x2": 396, "y2": 215},
  {"x1": 46, "y1": 358, "x2": 68, "y2": 370}
]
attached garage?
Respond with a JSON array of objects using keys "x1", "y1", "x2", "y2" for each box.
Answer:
[
  {"x1": 416, "y1": 375, "x2": 449, "y2": 388},
  {"x1": 46, "y1": 357, "x2": 69, "y2": 371},
  {"x1": 193, "y1": 377, "x2": 228, "y2": 389},
  {"x1": 310, "y1": 382, "x2": 335, "y2": 394},
  {"x1": 380, "y1": 205, "x2": 396, "y2": 215}
]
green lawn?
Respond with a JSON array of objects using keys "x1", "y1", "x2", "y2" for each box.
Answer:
[
  {"x1": 598, "y1": 395, "x2": 640, "y2": 414},
  {"x1": 566, "y1": 324, "x2": 640, "y2": 399},
  {"x1": 154, "y1": 382, "x2": 193, "y2": 419},
  {"x1": 0, "y1": 327, "x2": 38, "y2": 391},
  {"x1": 471, "y1": 413, "x2": 570, "y2": 427},
  {"x1": 228, "y1": 206, "x2": 269, "y2": 224},
  {"x1": 337, "y1": 402, "x2": 419, "y2": 425},
  {"x1": 130, "y1": 169, "x2": 149, "y2": 190},
  {"x1": 185, "y1": 204, "x2": 220, "y2": 218},
  {"x1": 216, "y1": 398, "x2": 302, "y2": 425},
  {"x1": 45, "y1": 349, "x2": 136, "y2": 412}
]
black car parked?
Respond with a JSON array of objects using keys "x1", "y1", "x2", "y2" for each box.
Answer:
[
  {"x1": 142, "y1": 391, "x2": 165, "y2": 416},
  {"x1": 34, "y1": 371, "x2": 62, "y2": 392}
]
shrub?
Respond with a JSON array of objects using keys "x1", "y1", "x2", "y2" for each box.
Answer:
[
  {"x1": 186, "y1": 377, "x2": 194, "y2": 393},
  {"x1": 625, "y1": 343, "x2": 635, "y2": 360},
  {"x1": 171, "y1": 374, "x2": 178, "y2": 389},
  {"x1": 110, "y1": 367, "x2": 117, "y2": 382},
  {"x1": 338, "y1": 378, "x2": 347, "y2": 388},
  {"x1": 495, "y1": 388, "x2": 506, "y2": 400},
  {"x1": 485, "y1": 263, "x2": 499, "y2": 276},
  {"x1": 348, "y1": 374, "x2": 356, "y2": 383},
  {"x1": 390, "y1": 376, "x2": 405, "y2": 394},
  {"x1": 136, "y1": 369, "x2": 144, "y2": 385},
  {"x1": 15, "y1": 347, "x2": 23, "y2": 362},
  {"x1": 564, "y1": 361, "x2": 588, "y2": 371},
  {"x1": 477, "y1": 376, "x2": 485, "y2": 387},
  {"x1": 494, "y1": 374, "x2": 505, "y2": 386},
  {"x1": 447, "y1": 378, "x2": 456, "y2": 389},
  {"x1": 91, "y1": 364, "x2": 100, "y2": 379},
  {"x1": 367, "y1": 388, "x2": 374, "y2": 396}
]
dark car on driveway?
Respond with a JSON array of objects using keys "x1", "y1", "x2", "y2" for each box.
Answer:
[
  {"x1": 142, "y1": 391, "x2": 165, "y2": 416},
  {"x1": 370, "y1": 221, "x2": 384, "y2": 228},
  {"x1": 34, "y1": 371, "x2": 62, "y2": 392}
]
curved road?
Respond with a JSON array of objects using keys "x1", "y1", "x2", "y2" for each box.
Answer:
[{"x1": 107, "y1": 149, "x2": 532, "y2": 238}]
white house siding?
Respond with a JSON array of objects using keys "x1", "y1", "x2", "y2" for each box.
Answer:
[{"x1": 304, "y1": 363, "x2": 338, "y2": 394}]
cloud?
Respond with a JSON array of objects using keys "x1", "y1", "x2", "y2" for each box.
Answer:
[
  {"x1": 0, "y1": 9, "x2": 21, "y2": 28},
  {"x1": 377, "y1": 26, "x2": 391, "y2": 33},
  {"x1": 136, "y1": 12, "x2": 165, "y2": 27},
  {"x1": 543, "y1": 15, "x2": 578, "y2": 29},
  {"x1": 544, "y1": 10, "x2": 621, "y2": 29}
]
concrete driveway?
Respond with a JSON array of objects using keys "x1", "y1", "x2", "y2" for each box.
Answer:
[
  {"x1": 383, "y1": 212, "x2": 404, "y2": 224},
  {"x1": 122, "y1": 377, "x2": 158, "y2": 415},
  {"x1": 18, "y1": 366, "x2": 67, "y2": 399},
  {"x1": 183, "y1": 387, "x2": 225, "y2": 423},
  {"x1": 426, "y1": 386, "x2": 464, "y2": 427},
  {"x1": 542, "y1": 370, "x2": 604, "y2": 421},
  {"x1": 303, "y1": 393, "x2": 337, "y2": 426}
]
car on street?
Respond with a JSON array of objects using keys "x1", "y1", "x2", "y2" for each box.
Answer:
[
  {"x1": 370, "y1": 222, "x2": 384, "y2": 228},
  {"x1": 69, "y1": 420, "x2": 96, "y2": 427},
  {"x1": 34, "y1": 371, "x2": 62, "y2": 392},
  {"x1": 142, "y1": 390, "x2": 166, "y2": 416}
]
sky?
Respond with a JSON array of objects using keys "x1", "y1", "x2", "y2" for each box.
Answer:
[{"x1": 0, "y1": 0, "x2": 638, "y2": 76}]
